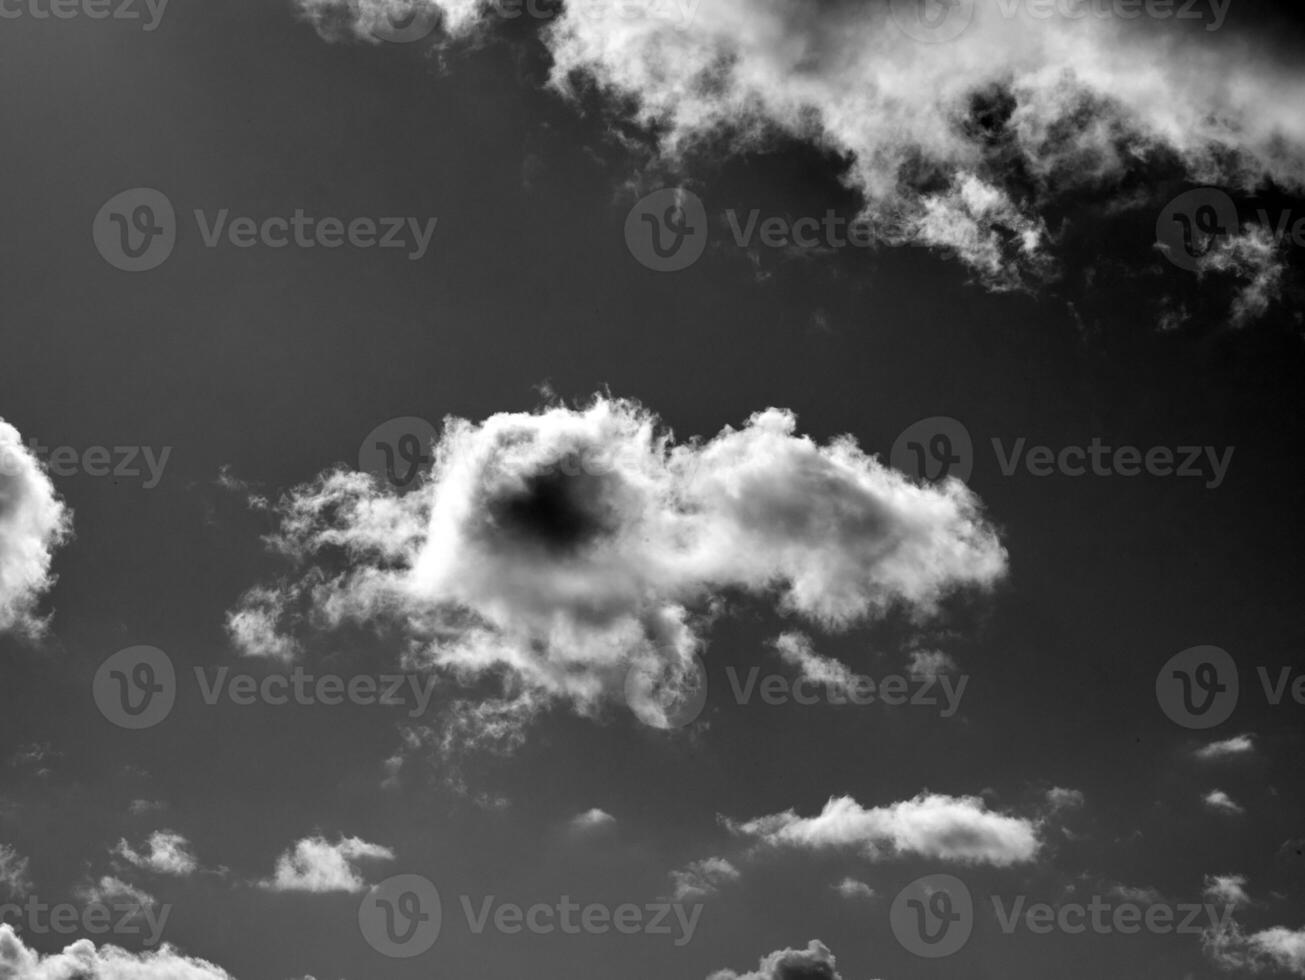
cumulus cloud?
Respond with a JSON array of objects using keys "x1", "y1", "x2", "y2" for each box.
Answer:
[
  {"x1": 1196, "y1": 734, "x2": 1255, "y2": 760},
  {"x1": 259, "y1": 835, "x2": 395, "y2": 893},
  {"x1": 669, "y1": 856, "x2": 741, "y2": 901},
  {"x1": 113, "y1": 831, "x2": 199, "y2": 877},
  {"x1": 1203, "y1": 879, "x2": 1305, "y2": 976},
  {"x1": 0, "y1": 924, "x2": 235, "y2": 980},
  {"x1": 707, "y1": 939, "x2": 850, "y2": 980},
  {"x1": 0, "y1": 419, "x2": 71, "y2": 636},
  {"x1": 1203, "y1": 789, "x2": 1245, "y2": 815},
  {"x1": 1195, "y1": 226, "x2": 1289, "y2": 326},
  {"x1": 725, "y1": 792, "x2": 1040, "y2": 867},
  {"x1": 229, "y1": 397, "x2": 1006, "y2": 737},
  {"x1": 1204, "y1": 874, "x2": 1252, "y2": 910},
  {"x1": 295, "y1": 0, "x2": 1305, "y2": 291}
]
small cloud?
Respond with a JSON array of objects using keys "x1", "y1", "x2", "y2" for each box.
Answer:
[
  {"x1": 906, "y1": 648, "x2": 958, "y2": 680},
  {"x1": 1045, "y1": 787, "x2": 1085, "y2": 813},
  {"x1": 1203, "y1": 790, "x2": 1246, "y2": 816},
  {"x1": 831, "y1": 877, "x2": 875, "y2": 900},
  {"x1": 114, "y1": 831, "x2": 198, "y2": 877},
  {"x1": 708, "y1": 940, "x2": 848, "y2": 980},
  {"x1": 1195, "y1": 735, "x2": 1255, "y2": 761},
  {"x1": 129, "y1": 799, "x2": 167, "y2": 815},
  {"x1": 1203, "y1": 874, "x2": 1252, "y2": 909},
  {"x1": 259, "y1": 835, "x2": 395, "y2": 894},
  {"x1": 771, "y1": 632, "x2": 858, "y2": 697},
  {"x1": 0, "y1": 845, "x2": 31, "y2": 899},
  {"x1": 569, "y1": 808, "x2": 616, "y2": 833},
  {"x1": 668, "y1": 857, "x2": 740, "y2": 902}
]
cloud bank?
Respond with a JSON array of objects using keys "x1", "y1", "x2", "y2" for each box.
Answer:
[
  {"x1": 296, "y1": 0, "x2": 1305, "y2": 293},
  {"x1": 0, "y1": 925, "x2": 235, "y2": 980},
  {"x1": 229, "y1": 397, "x2": 1006, "y2": 731},
  {"x1": 0, "y1": 419, "x2": 71, "y2": 636}
]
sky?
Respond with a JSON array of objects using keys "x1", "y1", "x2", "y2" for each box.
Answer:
[{"x1": 1, "y1": 1, "x2": 1305, "y2": 978}]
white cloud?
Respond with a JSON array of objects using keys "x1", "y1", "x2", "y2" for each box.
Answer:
[
  {"x1": 230, "y1": 397, "x2": 1006, "y2": 736},
  {"x1": 0, "y1": 419, "x2": 72, "y2": 636},
  {"x1": 73, "y1": 877, "x2": 157, "y2": 917},
  {"x1": 296, "y1": 0, "x2": 1305, "y2": 288},
  {"x1": 259, "y1": 835, "x2": 395, "y2": 893},
  {"x1": 1204, "y1": 789, "x2": 1245, "y2": 816},
  {"x1": 1196, "y1": 735, "x2": 1256, "y2": 760},
  {"x1": 771, "y1": 632, "x2": 857, "y2": 697},
  {"x1": 726, "y1": 792, "x2": 1040, "y2": 867},
  {"x1": 0, "y1": 924, "x2": 236, "y2": 980},
  {"x1": 707, "y1": 939, "x2": 851, "y2": 980},
  {"x1": 569, "y1": 808, "x2": 616, "y2": 832},
  {"x1": 1204, "y1": 874, "x2": 1252, "y2": 909},
  {"x1": 669, "y1": 857, "x2": 741, "y2": 902},
  {"x1": 113, "y1": 831, "x2": 199, "y2": 877},
  {"x1": 0, "y1": 845, "x2": 30, "y2": 900},
  {"x1": 1195, "y1": 226, "x2": 1288, "y2": 327},
  {"x1": 831, "y1": 877, "x2": 874, "y2": 901}
]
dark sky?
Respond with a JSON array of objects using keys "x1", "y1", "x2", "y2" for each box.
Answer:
[{"x1": 1, "y1": 2, "x2": 1304, "y2": 979}]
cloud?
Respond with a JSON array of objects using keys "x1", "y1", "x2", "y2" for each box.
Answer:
[
  {"x1": 726, "y1": 792, "x2": 1040, "y2": 866},
  {"x1": 1203, "y1": 789, "x2": 1245, "y2": 815},
  {"x1": 569, "y1": 808, "x2": 616, "y2": 833},
  {"x1": 831, "y1": 877, "x2": 874, "y2": 901},
  {"x1": 113, "y1": 831, "x2": 199, "y2": 877},
  {"x1": 1044, "y1": 787, "x2": 1085, "y2": 812},
  {"x1": 259, "y1": 835, "x2": 395, "y2": 893},
  {"x1": 0, "y1": 846, "x2": 30, "y2": 900},
  {"x1": 1196, "y1": 735, "x2": 1255, "y2": 760},
  {"x1": 669, "y1": 857, "x2": 741, "y2": 902},
  {"x1": 73, "y1": 877, "x2": 157, "y2": 918},
  {"x1": 0, "y1": 419, "x2": 72, "y2": 636},
  {"x1": 294, "y1": 0, "x2": 1305, "y2": 290},
  {"x1": 1204, "y1": 874, "x2": 1252, "y2": 909},
  {"x1": 707, "y1": 939, "x2": 850, "y2": 980},
  {"x1": 906, "y1": 648, "x2": 958, "y2": 680},
  {"x1": 1194, "y1": 226, "x2": 1288, "y2": 326},
  {"x1": 230, "y1": 396, "x2": 1006, "y2": 737},
  {"x1": 771, "y1": 633, "x2": 857, "y2": 697},
  {"x1": 0, "y1": 924, "x2": 236, "y2": 980}
]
